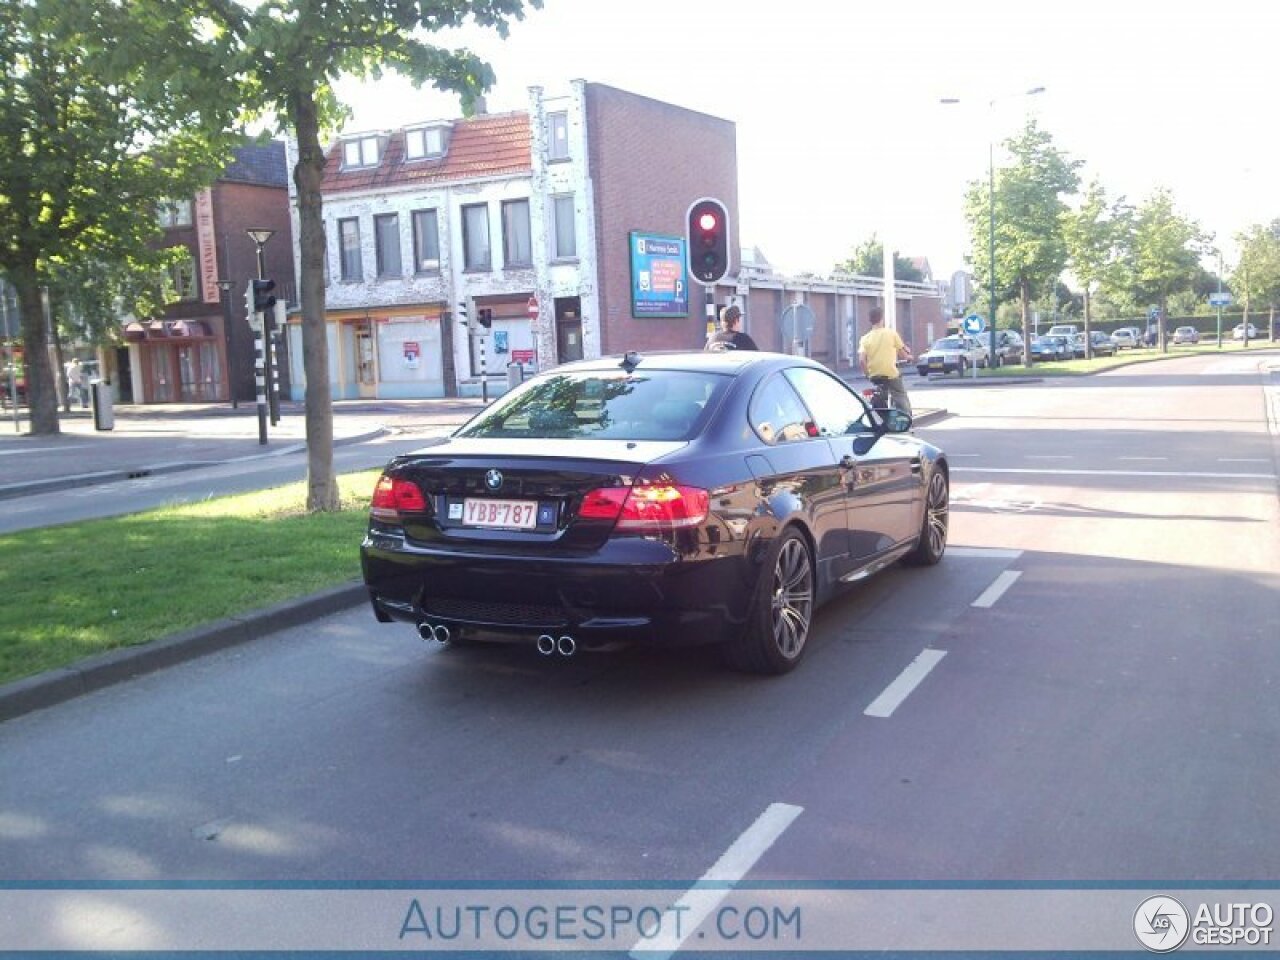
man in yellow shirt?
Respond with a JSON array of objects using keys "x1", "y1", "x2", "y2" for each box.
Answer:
[{"x1": 857, "y1": 306, "x2": 913, "y2": 414}]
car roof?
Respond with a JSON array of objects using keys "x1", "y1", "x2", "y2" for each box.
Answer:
[{"x1": 554, "y1": 350, "x2": 817, "y2": 376}]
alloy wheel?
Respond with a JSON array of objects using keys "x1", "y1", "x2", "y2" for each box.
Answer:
[
  {"x1": 925, "y1": 470, "x2": 949, "y2": 557},
  {"x1": 771, "y1": 538, "x2": 813, "y2": 659}
]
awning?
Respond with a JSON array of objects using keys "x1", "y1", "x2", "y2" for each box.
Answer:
[{"x1": 123, "y1": 319, "x2": 215, "y2": 341}]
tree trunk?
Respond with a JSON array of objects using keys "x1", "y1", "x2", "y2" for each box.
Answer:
[
  {"x1": 1019, "y1": 278, "x2": 1032, "y2": 366},
  {"x1": 440, "y1": 300, "x2": 458, "y2": 398},
  {"x1": 1083, "y1": 286, "x2": 1093, "y2": 360},
  {"x1": 12, "y1": 261, "x2": 58, "y2": 435},
  {"x1": 289, "y1": 88, "x2": 339, "y2": 512},
  {"x1": 1157, "y1": 295, "x2": 1168, "y2": 353}
]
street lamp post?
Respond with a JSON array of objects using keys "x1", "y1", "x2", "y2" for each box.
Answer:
[
  {"x1": 246, "y1": 229, "x2": 275, "y2": 444},
  {"x1": 942, "y1": 86, "x2": 1046, "y2": 368},
  {"x1": 215, "y1": 279, "x2": 237, "y2": 408}
]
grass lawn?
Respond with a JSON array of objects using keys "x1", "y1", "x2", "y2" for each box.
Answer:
[
  {"x1": 0, "y1": 468, "x2": 383, "y2": 686},
  {"x1": 959, "y1": 339, "x2": 1275, "y2": 379}
]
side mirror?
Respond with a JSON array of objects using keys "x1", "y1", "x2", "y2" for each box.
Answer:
[{"x1": 883, "y1": 409, "x2": 913, "y2": 434}]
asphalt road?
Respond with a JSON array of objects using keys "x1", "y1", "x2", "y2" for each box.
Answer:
[{"x1": 2, "y1": 350, "x2": 1278, "y2": 893}]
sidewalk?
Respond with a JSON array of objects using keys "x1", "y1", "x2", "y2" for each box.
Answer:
[{"x1": 0, "y1": 397, "x2": 485, "y2": 500}]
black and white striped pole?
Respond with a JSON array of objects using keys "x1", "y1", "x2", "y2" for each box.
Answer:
[
  {"x1": 243, "y1": 280, "x2": 267, "y2": 445},
  {"x1": 246, "y1": 229, "x2": 276, "y2": 443}
]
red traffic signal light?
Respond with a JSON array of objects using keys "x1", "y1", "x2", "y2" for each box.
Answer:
[{"x1": 686, "y1": 197, "x2": 730, "y2": 285}]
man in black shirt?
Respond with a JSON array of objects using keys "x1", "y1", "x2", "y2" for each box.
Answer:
[{"x1": 704, "y1": 305, "x2": 758, "y2": 351}]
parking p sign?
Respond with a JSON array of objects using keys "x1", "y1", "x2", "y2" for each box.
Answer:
[{"x1": 963, "y1": 313, "x2": 986, "y2": 336}]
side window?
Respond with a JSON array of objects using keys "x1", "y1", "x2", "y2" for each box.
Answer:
[
  {"x1": 748, "y1": 374, "x2": 813, "y2": 446},
  {"x1": 784, "y1": 367, "x2": 874, "y2": 436}
]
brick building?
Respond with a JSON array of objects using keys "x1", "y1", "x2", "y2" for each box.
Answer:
[
  {"x1": 121, "y1": 142, "x2": 293, "y2": 404},
  {"x1": 283, "y1": 82, "x2": 940, "y2": 399}
]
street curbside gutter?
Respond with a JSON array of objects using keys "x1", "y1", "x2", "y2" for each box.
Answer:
[{"x1": 0, "y1": 581, "x2": 368, "y2": 724}]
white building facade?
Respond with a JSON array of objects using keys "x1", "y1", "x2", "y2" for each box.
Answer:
[{"x1": 283, "y1": 82, "x2": 600, "y2": 400}]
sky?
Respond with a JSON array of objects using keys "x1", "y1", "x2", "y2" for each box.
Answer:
[{"x1": 334, "y1": 0, "x2": 1280, "y2": 283}]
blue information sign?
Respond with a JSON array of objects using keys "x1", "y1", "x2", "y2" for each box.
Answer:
[
  {"x1": 962, "y1": 313, "x2": 986, "y2": 335},
  {"x1": 629, "y1": 232, "x2": 688, "y2": 318}
]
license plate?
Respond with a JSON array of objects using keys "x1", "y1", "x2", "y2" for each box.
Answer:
[{"x1": 462, "y1": 498, "x2": 538, "y2": 529}]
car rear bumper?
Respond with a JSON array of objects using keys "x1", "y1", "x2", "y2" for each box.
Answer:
[{"x1": 361, "y1": 535, "x2": 755, "y2": 649}]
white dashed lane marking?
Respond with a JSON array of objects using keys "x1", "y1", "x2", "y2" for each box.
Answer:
[
  {"x1": 864, "y1": 649, "x2": 948, "y2": 719},
  {"x1": 971, "y1": 570, "x2": 1022, "y2": 608}
]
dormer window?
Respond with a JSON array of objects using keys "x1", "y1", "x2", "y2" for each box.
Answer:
[
  {"x1": 405, "y1": 125, "x2": 447, "y2": 161},
  {"x1": 342, "y1": 135, "x2": 381, "y2": 169}
]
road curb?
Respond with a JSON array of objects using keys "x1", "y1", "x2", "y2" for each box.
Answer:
[{"x1": 0, "y1": 581, "x2": 368, "y2": 724}]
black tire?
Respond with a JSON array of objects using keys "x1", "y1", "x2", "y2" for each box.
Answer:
[
  {"x1": 723, "y1": 528, "x2": 814, "y2": 675},
  {"x1": 902, "y1": 466, "x2": 949, "y2": 566}
]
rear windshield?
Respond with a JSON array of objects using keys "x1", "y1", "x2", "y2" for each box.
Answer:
[{"x1": 455, "y1": 370, "x2": 728, "y2": 441}]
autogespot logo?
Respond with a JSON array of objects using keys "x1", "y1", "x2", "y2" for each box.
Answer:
[{"x1": 1134, "y1": 895, "x2": 1190, "y2": 952}]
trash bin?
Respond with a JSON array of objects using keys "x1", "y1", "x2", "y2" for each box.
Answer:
[
  {"x1": 506, "y1": 361, "x2": 525, "y2": 393},
  {"x1": 91, "y1": 379, "x2": 114, "y2": 431}
]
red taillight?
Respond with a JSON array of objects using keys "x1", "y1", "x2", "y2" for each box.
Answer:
[
  {"x1": 579, "y1": 484, "x2": 709, "y2": 531},
  {"x1": 370, "y1": 474, "x2": 427, "y2": 521}
]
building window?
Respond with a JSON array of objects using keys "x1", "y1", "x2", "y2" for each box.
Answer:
[
  {"x1": 342, "y1": 136, "x2": 380, "y2": 169},
  {"x1": 374, "y1": 213, "x2": 401, "y2": 278},
  {"x1": 169, "y1": 252, "x2": 197, "y2": 301},
  {"x1": 412, "y1": 209, "x2": 440, "y2": 273},
  {"x1": 405, "y1": 126, "x2": 446, "y2": 160},
  {"x1": 338, "y1": 217, "x2": 362, "y2": 281},
  {"x1": 502, "y1": 199, "x2": 532, "y2": 268},
  {"x1": 157, "y1": 199, "x2": 192, "y2": 228},
  {"x1": 547, "y1": 112, "x2": 569, "y2": 161},
  {"x1": 551, "y1": 195, "x2": 576, "y2": 260},
  {"x1": 462, "y1": 203, "x2": 490, "y2": 271}
]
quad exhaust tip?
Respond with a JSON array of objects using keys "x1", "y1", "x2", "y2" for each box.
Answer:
[
  {"x1": 536, "y1": 634, "x2": 577, "y2": 657},
  {"x1": 417, "y1": 622, "x2": 451, "y2": 645}
]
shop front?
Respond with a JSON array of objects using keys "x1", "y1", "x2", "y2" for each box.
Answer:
[{"x1": 122, "y1": 318, "x2": 226, "y2": 404}]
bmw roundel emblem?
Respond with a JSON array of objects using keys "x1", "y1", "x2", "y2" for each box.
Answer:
[{"x1": 484, "y1": 469, "x2": 503, "y2": 491}]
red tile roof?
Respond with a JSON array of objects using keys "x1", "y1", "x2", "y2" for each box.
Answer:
[{"x1": 321, "y1": 112, "x2": 531, "y2": 194}]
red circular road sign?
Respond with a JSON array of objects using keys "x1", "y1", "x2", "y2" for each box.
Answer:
[{"x1": 527, "y1": 296, "x2": 540, "y2": 320}]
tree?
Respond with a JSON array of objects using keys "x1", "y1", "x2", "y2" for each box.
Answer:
[
  {"x1": 964, "y1": 119, "x2": 1081, "y2": 364},
  {"x1": 1125, "y1": 190, "x2": 1206, "y2": 352},
  {"x1": 0, "y1": 0, "x2": 240, "y2": 434},
  {"x1": 835, "y1": 235, "x2": 925, "y2": 283},
  {"x1": 1063, "y1": 179, "x2": 1120, "y2": 358},
  {"x1": 1233, "y1": 221, "x2": 1280, "y2": 342},
  {"x1": 185, "y1": 0, "x2": 541, "y2": 511}
]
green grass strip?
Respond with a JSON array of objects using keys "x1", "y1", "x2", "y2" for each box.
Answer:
[{"x1": 0, "y1": 469, "x2": 384, "y2": 686}]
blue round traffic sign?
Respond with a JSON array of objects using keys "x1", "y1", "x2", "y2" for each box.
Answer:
[{"x1": 962, "y1": 313, "x2": 986, "y2": 335}]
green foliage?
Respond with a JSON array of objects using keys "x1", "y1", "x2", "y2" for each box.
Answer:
[
  {"x1": 1232, "y1": 220, "x2": 1280, "y2": 319},
  {"x1": 835, "y1": 234, "x2": 925, "y2": 283},
  {"x1": 0, "y1": 0, "x2": 242, "y2": 432},
  {"x1": 175, "y1": 0, "x2": 542, "y2": 511},
  {"x1": 1125, "y1": 189, "x2": 1206, "y2": 308}
]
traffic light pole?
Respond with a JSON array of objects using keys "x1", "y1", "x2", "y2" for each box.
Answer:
[{"x1": 254, "y1": 326, "x2": 267, "y2": 445}]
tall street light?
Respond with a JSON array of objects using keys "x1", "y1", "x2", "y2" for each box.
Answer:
[{"x1": 941, "y1": 86, "x2": 1046, "y2": 368}]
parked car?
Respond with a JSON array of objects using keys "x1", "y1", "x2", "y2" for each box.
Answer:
[
  {"x1": 1111, "y1": 327, "x2": 1141, "y2": 350},
  {"x1": 361, "y1": 351, "x2": 950, "y2": 675},
  {"x1": 1232, "y1": 322, "x2": 1259, "y2": 341},
  {"x1": 992, "y1": 329, "x2": 1024, "y2": 365},
  {"x1": 1029, "y1": 335, "x2": 1073, "y2": 362},
  {"x1": 1172, "y1": 326, "x2": 1200, "y2": 345},
  {"x1": 916, "y1": 334, "x2": 987, "y2": 376},
  {"x1": 1073, "y1": 330, "x2": 1116, "y2": 358}
]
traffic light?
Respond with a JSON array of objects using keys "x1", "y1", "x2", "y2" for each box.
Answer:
[
  {"x1": 252, "y1": 278, "x2": 276, "y2": 312},
  {"x1": 478, "y1": 307, "x2": 493, "y2": 329},
  {"x1": 686, "y1": 197, "x2": 730, "y2": 285},
  {"x1": 457, "y1": 300, "x2": 469, "y2": 328}
]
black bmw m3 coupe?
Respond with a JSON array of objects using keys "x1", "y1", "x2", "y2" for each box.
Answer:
[{"x1": 361, "y1": 350, "x2": 948, "y2": 674}]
